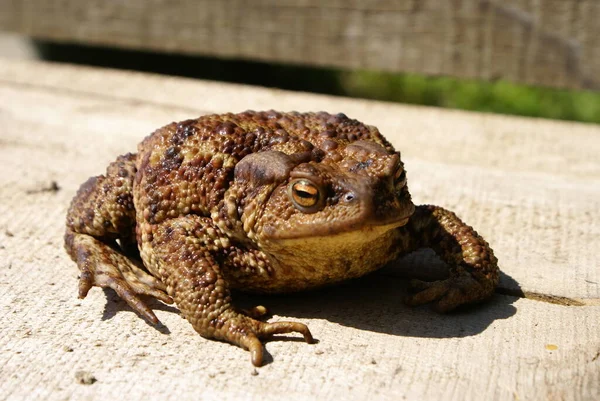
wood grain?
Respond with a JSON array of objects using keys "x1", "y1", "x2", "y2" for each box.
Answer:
[
  {"x1": 0, "y1": 59, "x2": 598, "y2": 400},
  {"x1": 0, "y1": 0, "x2": 598, "y2": 89}
]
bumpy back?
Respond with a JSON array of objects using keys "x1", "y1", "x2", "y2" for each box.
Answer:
[{"x1": 134, "y1": 111, "x2": 393, "y2": 226}]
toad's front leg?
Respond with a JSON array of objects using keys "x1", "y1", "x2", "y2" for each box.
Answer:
[
  {"x1": 403, "y1": 205, "x2": 499, "y2": 312},
  {"x1": 147, "y1": 215, "x2": 314, "y2": 366}
]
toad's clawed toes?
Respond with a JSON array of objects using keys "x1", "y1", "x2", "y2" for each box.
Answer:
[
  {"x1": 69, "y1": 232, "x2": 173, "y2": 325},
  {"x1": 236, "y1": 318, "x2": 314, "y2": 367},
  {"x1": 405, "y1": 270, "x2": 489, "y2": 312},
  {"x1": 79, "y1": 267, "x2": 171, "y2": 325},
  {"x1": 242, "y1": 305, "x2": 270, "y2": 319},
  {"x1": 258, "y1": 321, "x2": 314, "y2": 343},
  {"x1": 241, "y1": 333, "x2": 264, "y2": 367}
]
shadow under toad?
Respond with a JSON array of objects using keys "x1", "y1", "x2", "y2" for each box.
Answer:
[
  {"x1": 100, "y1": 249, "x2": 520, "y2": 340},
  {"x1": 237, "y1": 250, "x2": 519, "y2": 340}
]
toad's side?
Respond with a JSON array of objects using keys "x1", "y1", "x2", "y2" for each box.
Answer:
[{"x1": 65, "y1": 111, "x2": 499, "y2": 366}]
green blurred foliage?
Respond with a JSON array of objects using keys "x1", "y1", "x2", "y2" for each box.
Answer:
[{"x1": 340, "y1": 70, "x2": 600, "y2": 124}]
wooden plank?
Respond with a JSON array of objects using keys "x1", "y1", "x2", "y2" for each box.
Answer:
[
  {"x1": 0, "y1": 0, "x2": 598, "y2": 90},
  {"x1": 1, "y1": 58, "x2": 599, "y2": 300},
  {"x1": 0, "y1": 59, "x2": 598, "y2": 400}
]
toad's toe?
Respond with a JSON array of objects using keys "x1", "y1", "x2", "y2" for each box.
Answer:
[{"x1": 405, "y1": 270, "x2": 490, "y2": 312}]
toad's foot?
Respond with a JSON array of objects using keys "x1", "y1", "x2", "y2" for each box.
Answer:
[
  {"x1": 220, "y1": 313, "x2": 314, "y2": 366},
  {"x1": 405, "y1": 268, "x2": 491, "y2": 312},
  {"x1": 400, "y1": 205, "x2": 499, "y2": 312},
  {"x1": 67, "y1": 231, "x2": 173, "y2": 324}
]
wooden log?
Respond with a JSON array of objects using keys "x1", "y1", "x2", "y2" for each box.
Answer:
[{"x1": 0, "y1": 0, "x2": 598, "y2": 89}]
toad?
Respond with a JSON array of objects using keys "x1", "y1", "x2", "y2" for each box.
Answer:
[{"x1": 65, "y1": 111, "x2": 498, "y2": 366}]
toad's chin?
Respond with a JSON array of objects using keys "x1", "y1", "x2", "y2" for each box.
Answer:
[{"x1": 245, "y1": 216, "x2": 410, "y2": 293}]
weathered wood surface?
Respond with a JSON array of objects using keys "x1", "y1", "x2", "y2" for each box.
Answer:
[
  {"x1": 0, "y1": 0, "x2": 599, "y2": 90},
  {"x1": 0, "y1": 59, "x2": 598, "y2": 401}
]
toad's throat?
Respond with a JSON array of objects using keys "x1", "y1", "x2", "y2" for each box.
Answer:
[
  {"x1": 268, "y1": 216, "x2": 408, "y2": 252},
  {"x1": 239, "y1": 218, "x2": 408, "y2": 293}
]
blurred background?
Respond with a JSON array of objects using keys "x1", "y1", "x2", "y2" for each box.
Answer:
[{"x1": 1, "y1": 1, "x2": 599, "y2": 124}]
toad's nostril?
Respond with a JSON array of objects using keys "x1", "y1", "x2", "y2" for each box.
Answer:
[{"x1": 344, "y1": 193, "x2": 356, "y2": 202}]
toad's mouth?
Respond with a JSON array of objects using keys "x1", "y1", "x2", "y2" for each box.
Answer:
[
  {"x1": 264, "y1": 203, "x2": 415, "y2": 241},
  {"x1": 376, "y1": 215, "x2": 411, "y2": 229}
]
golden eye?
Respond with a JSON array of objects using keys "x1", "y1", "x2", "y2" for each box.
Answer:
[{"x1": 289, "y1": 179, "x2": 321, "y2": 211}]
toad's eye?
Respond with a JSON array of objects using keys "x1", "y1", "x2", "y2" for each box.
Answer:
[
  {"x1": 288, "y1": 179, "x2": 321, "y2": 212},
  {"x1": 394, "y1": 167, "x2": 407, "y2": 187}
]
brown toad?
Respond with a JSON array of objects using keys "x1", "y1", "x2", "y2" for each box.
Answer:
[{"x1": 65, "y1": 111, "x2": 499, "y2": 366}]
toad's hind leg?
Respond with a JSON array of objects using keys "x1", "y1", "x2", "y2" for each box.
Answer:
[{"x1": 64, "y1": 154, "x2": 173, "y2": 324}]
